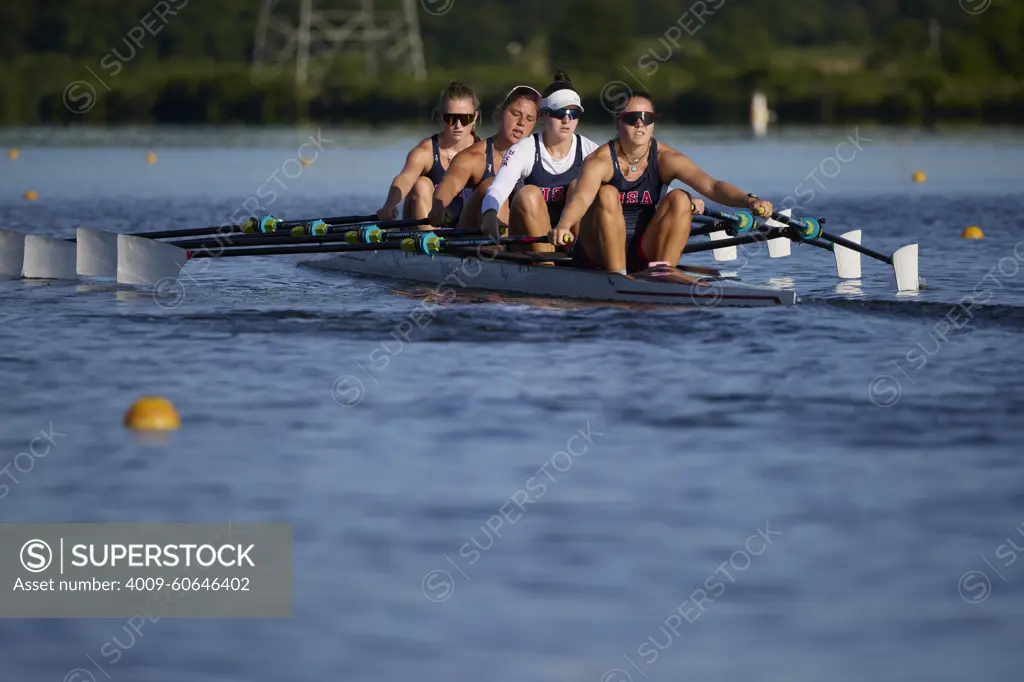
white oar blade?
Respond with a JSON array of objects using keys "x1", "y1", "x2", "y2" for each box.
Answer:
[
  {"x1": 77, "y1": 228, "x2": 118, "y2": 277},
  {"x1": 0, "y1": 229, "x2": 26, "y2": 277},
  {"x1": 117, "y1": 234, "x2": 188, "y2": 286},
  {"x1": 23, "y1": 235, "x2": 77, "y2": 279},
  {"x1": 893, "y1": 243, "x2": 919, "y2": 292},
  {"x1": 710, "y1": 230, "x2": 737, "y2": 261},
  {"x1": 766, "y1": 236, "x2": 790, "y2": 258},
  {"x1": 833, "y1": 229, "x2": 862, "y2": 279},
  {"x1": 764, "y1": 208, "x2": 791, "y2": 258}
]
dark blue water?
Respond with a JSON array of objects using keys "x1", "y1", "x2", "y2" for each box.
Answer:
[{"x1": 1, "y1": 128, "x2": 1024, "y2": 682}]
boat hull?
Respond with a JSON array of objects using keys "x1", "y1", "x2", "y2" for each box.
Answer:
[{"x1": 307, "y1": 250, "x2": 796, "y2": 308}]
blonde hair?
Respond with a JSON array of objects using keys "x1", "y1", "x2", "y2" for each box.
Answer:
[{"x1": 436, "y1": 80, "x2": 481, "y2": 141}]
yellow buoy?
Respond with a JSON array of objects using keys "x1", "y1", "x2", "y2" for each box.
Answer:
[
  {"x1": 24, "y1": 190, "x2": 38, "y2": 201},
  {"x1": 146, "y1": 151, "x2": 158, "y2": 164},
  {"x1": 124, "y1": 396, "x2": 181, "y2": 431},
  {"x1": 912, "y1": 171, "x2": 927, "y2": 183},
  {"x1": 962, "y1": 226, "x2": 984, "y2": 239},
  {"x1": 8, "y1": 149, "x2": 18, "y2": 160},
  {"x1": 300, "y1": 157, "x2": 313, "y2": 167}
]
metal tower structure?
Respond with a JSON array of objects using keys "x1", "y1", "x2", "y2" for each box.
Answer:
[{"x1": 253, "y1": 0, "x2": 427, "y2": 86}]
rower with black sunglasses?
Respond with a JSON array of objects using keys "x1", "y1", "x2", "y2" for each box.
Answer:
[
  {"x1": 376, "y1": 80, "x2": 481, "y2": 224},
  {"x1": 551, "y1": 90, "x2": 774, "y2": 274},
  {"x1": 479, "y1": 72, "x2": 600, "y2": 253},
  {"x1": 427, "y1": 85, "x2": 542, "y2": 230}
]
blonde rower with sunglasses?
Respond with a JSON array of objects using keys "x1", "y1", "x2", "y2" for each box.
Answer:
[{"x1": 377, "y1": 80, "x2": 480, "y2": 223}]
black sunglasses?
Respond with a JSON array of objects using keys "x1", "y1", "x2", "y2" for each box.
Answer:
[
  {"x1": 442, "y1": 112, "x2": 476, "y2": 126},
  {"x1": 618, "y1": 111, "x2": 657, "y2": 126},
  {"x1": 544, "y1": 107, "x2": 582, "y2": 120}
]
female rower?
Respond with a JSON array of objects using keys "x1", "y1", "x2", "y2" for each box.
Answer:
[
  {"x1": 376, "y1": 80, "x2": 480, "y2": 222},
  {"x1": 480, "y1": 71, "x2": 600, "y2": 252},
  {"x1": 428, "y1": 84, "x2": 542, "y2": 229},
  {"x1": 550, "y1": 90, "x2": 774, "y2": 273}
]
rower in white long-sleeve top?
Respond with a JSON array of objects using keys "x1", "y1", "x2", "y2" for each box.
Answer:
[{"x1": 480, "y1": 72, "x2": 600, "y2": 253}]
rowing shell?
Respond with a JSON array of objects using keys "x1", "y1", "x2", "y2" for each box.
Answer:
[{"x1": 307, "y1": 250, "x2": 797, "y2": 308}]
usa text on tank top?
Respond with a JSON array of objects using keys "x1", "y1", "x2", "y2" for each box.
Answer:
[
  {"x1": 523, "y1": 133, "x2": 584, "y2": 207},
  {"x1": 608, "y1": 139, "x2": 665, "y2": 236}
]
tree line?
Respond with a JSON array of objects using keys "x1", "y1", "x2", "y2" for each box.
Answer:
[{"x1": 1, "y1": 0, "x2": 1021, "y2": 124}]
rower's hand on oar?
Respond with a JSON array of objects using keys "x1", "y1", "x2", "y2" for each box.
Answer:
[
  {"x1": 744, "y1": 195, "x2": 774, "y2": 218},
  {"x1": 550, "y1": 223, "x2": 575, "y2": 248},
  {"x1": 480, "y1": 210, "x2": 506, "y2": 240},
  {"x1": 377, "y1": 204, "x2": 398, "y2": 221},
  {"x1": 690, "y1": 198, "x2": 706, "y2": 215},
  {"x1": 427, "y1": 200, "x2": 448, "y2": 228}
]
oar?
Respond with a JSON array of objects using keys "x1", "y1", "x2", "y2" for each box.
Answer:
[
  {"x1": 768, "y1": 211, "x2": 919, "y2": 290},
  {"x1": 182, "y1": 234, "x2": 543, "y2": 260},
  {"x1": 165, "y1": 226, "x2": 490, "y2": 250},
  {"x1": 700, "y1": 208, "x2": 758, "y2": 233},
  {"x1": 690, "y1": 208, "x2": 758, "y2": 261},
  {"x1": 129, "y1": 213, "x2": 409, "y2": 240},
  {"x1": 682, "y1": 227, "x2": 789, "y2": 255},
  {"x1": 115, "y1": 230, "x2": 538, "y2": 285}
]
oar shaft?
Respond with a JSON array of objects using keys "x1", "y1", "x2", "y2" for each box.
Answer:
[
  {"x1": 819, "y1": 232, "x2": 892, "y2": 264},
  {"x1": 129, "y1": 213, "x2": 384, "y2": 240},
  {"x1": 689, "y1": 221, "x2": 729, "y2": 237},
  {"x1": 167, "y1": 227, "x2": 476, "y2": 250},
  {"x1": 184, "y1": 235, "x2": 540, "y2": 259},
  {"x1": 683, "y1": 227, "x2": 787, "y2": 254},
  {"x1": 139, "y1": 225, "x2": 239, "y2": 239}
]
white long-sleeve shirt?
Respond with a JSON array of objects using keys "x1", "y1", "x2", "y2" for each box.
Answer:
[{"x1": 481, "y1": 133, "x2": 601, "y2": 215}]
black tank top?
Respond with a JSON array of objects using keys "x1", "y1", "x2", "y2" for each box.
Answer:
[
  {"x1": 465, "y1": 137, "x2": 497, "y2": 192},
  {"x1": 523, "y1": 133, "x2": 584, "y2": 210},
  {"x1": 426, "y1": 134, "x2": 447, "y2": 186},
  {"x1": 608, "y1": 138, "x2": 665, "y2": 235}
]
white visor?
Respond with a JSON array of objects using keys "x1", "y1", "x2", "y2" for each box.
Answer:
[{"x1": 542, "y1": 89, "x2": 584, "y2": 112}]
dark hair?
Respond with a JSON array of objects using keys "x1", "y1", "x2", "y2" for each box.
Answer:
[
  {"x1": 542, "y1": 70, "x2": 574, "y2": 98},
  {"x1": 493, "y1": 85, "x2": 542, "y2": 121},
  {"x1": 624, "y1": 88, "x2": 655, "y2": 110},
  {"x1": 627, "y1": 89, "x2": 655, "y2": 108},
  {"x1": 610, "y1": 88, "x2": 656, "y2": 120},
  {"x1": 436, "y1": 80, "x2": 481, "y2": 141}
]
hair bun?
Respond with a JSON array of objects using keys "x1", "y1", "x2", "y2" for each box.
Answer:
[
  {"x1": 552, "y1": 70, "x2": 571, "y2": 84},
  {"x1": 448, "y1": 79, "x2": 462, "y2": 87}
]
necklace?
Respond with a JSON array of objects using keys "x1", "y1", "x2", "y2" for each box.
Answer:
[
  {"x1": 440, "y1": 145, "x2": 457, "y2": 166},
  {"x1": 618, "y1": 141, "x2": 648, "y2": 173}
]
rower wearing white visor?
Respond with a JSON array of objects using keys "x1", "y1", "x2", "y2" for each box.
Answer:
[{"x1": 480, "y1": 71, "x2": 600, "y2": 253}]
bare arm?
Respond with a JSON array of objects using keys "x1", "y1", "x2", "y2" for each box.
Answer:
[
  {"x1": 380, "y1": 141, "x2": 433, "y2": 210},
  {"x1": 553, "y1": 153, "x2": 614, "y2": 233},
  {"x1": 658, "y1": 145, "x2": 750, "y2": 208},
  {"x1": 433, "y1": 146, "x2": 479, "y2": 207}
]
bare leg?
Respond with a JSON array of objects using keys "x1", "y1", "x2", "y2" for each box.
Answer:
[
  {"x1": 638, "y1": 189, "x2": 693, "y2": 266},
  {"x1": 458, "y1": 177, "x2": 501, "y2": 229},
  {"x1": 403, "y1": 176, "x2": 435, "y2": 224},
  {"x1": 563, "y1": 179, "x2": 581, "y2": 239},
  {"x1": 577, "y1": 185, "x2": 627, "y2": 271},
  {"x1": 509, "y1": 185, "x2": 554, "y2": 253}
]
